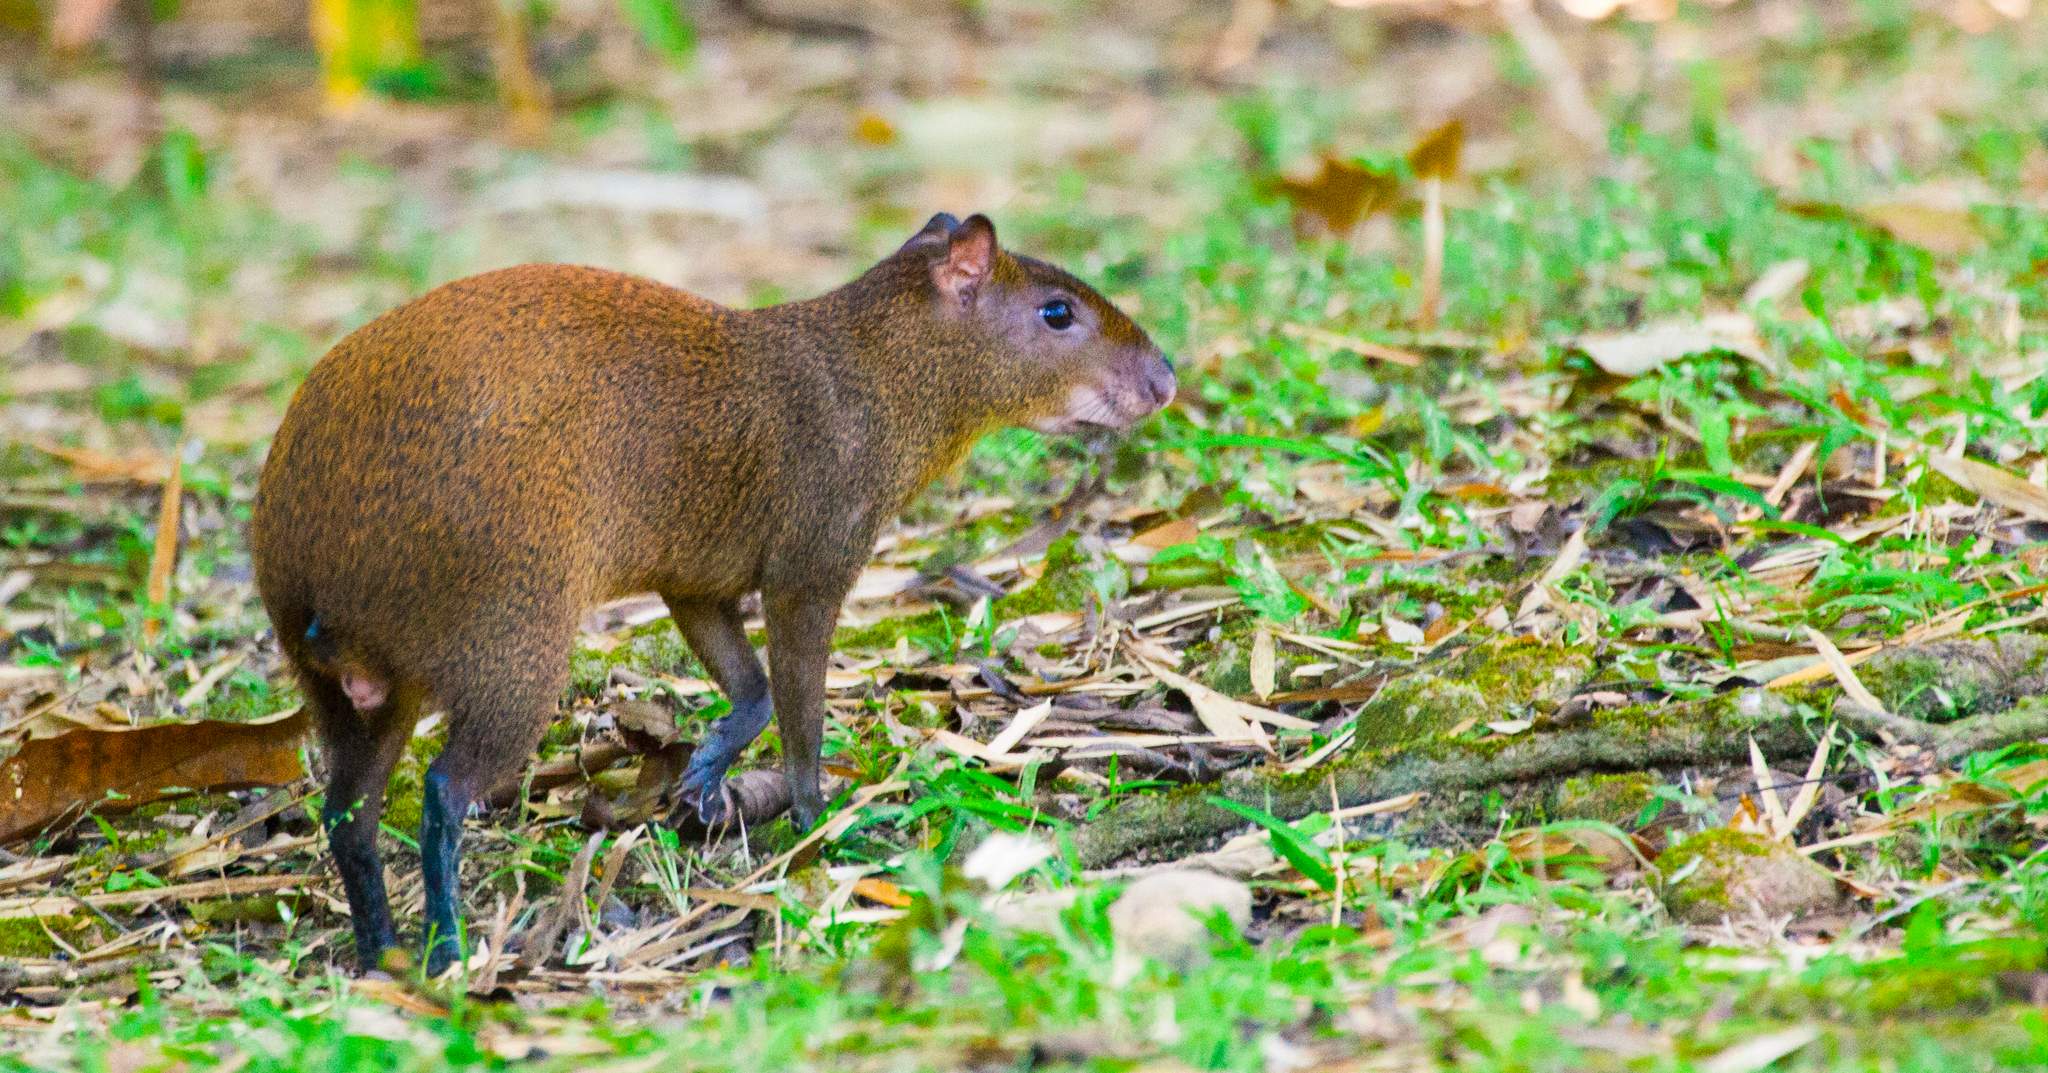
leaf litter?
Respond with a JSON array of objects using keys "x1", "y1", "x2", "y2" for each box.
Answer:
[{"x1": 5, "y1": 4, "x2": 2048, "y2": 1070}]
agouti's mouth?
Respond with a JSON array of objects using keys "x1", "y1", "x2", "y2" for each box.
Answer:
[
  {"x1": 1032, "y1": 413, "x2": 1133, "y2": 439},
  {"x1": 1031, "y1": 384, "x2": 1157, "y2": 438}
]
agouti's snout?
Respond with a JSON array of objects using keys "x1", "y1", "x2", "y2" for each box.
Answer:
[{"x1": 252, "y1": 211, "x2": 1170, "y2": 975}]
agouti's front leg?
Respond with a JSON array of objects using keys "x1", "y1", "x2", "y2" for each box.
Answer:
[
  {"x1": 762, "y1": 588, "x2": 843, "y2": 827},
  {"x1": 666, "y1": 597, "x2": 773, "y2": 825}
]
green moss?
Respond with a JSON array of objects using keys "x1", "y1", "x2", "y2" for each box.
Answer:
[
  {"x1": 1350, "y1": 674, "x2": 1489, "y2": 751},
  {"x1": 914, "y1": 509, "x2": 1036, "y2": 574},
  {"x1": 0, "y1": 915, "x2": 103, "y2": 958},
  {"x1": 568, "y1": 622, "x2": 705, "y2": 700},
  {"x1": 1554, "y1": 772, "x2": 1658, "y2": 826},
  {"x1": 1657, "y1": 828, "x2": 1770, "y2": 916},
  {"x1": 1857, "y1": 649, "x2": 1978, "y2": 723},
  {"x1": 189, "y1": 895, "x2": 297, "y2": 925},
  {"x1": 1657, "y1": 827, "x2": 1841, "y2": 924},
  {"x1": 1349, "y1": 641, "x2": 1594, "y2": 752},
  {"x1": 995, "y1": 533, "x2": 1124, "y2": 618},
  {"x1": 1135, "y1": 555, "x2": 1228, "y2": 591},
  {"x1": 0, "y1": 917, "x2": 63, "y2": 957},
  {"x1": 835, "y1": 609, "x2": 950, "y2": 652},
  {"x1": 380, "y1": 729, "x2": 443, "y2": 835}
]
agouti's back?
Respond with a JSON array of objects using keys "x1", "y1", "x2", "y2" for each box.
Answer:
[
  {"x1": 257, "y1": 264, "x2": 769, "y2": 663},
  {"x1": 251, "y1": 214, "x2": 1175, "y2": 974}
]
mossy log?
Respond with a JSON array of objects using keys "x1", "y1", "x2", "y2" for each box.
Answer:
[{"x1": 1074, "y1": 637, "x2": 2048, "y2": 868}]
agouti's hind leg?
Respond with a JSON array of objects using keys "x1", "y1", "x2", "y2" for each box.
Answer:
[
  {"x1": 419, "y1": 657, "x2": 564, "y2": 976},
  {"x1": 665, "y1": 597, "x2": 772, "y2": 825},
  {"x1": 763, "y1": 587, "x2": 843, "y2": 829},
  {"x1": 304, "y1": 671, "x2": 420, "y2": 972}
]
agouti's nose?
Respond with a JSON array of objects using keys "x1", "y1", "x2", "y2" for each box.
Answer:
[{"x1": 1144, "y1": 355, "x2": 1177, "y2": 410}]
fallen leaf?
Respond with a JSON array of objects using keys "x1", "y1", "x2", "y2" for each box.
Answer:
[
  {"x1": 1515, "y1": 527, "x2": 1590, "y2": 620},
  {"x1": 0, "y1": 707, "x2": 310, "y2": 845},
  {"x1": 853, "y1": 877, "x2": 914, "y2": 908},
  {"x1": 1129, "y1": 647, "x2": 1317, "y2": 748},
  {"x1": 1576, "y1": 313, "x2": 1765, "y2": 377},
  {"x1": 1742, "y1": 259, "x2": 1811, "y2": 306},
  {"x1": 1250, "y1": 628, "x2": 1276, "y2": 701},
  {"x1": 962, "y1": 832, "x2": 1053, "y2": 890},
  {"x1": 986, "y1": 700, "x2": 1054, "y2": 756},
  {"x1": 1855, "y1": 201, "x2": 1985, "y2": 256},
  {"x1": 1132, "y1": 517, "x2": 1200, "y2": 549},
  {"x1": 1272, "y1": 155, "x2": 1399, "y2": 237},
  {"x1": 1382, "y1": 615, "x2": 1425, "y2": 646},
  {"x1": 1925, "y1": 451, "x2": 2048, "y2": 522},
  {"x1": 142, "y1": 443, "x2": 187, "y2": 643},
  {"x1": 1698, "y1": 1026, "x2": 1820, "y2": 1073},
  {"x1": 1805, "y1": 628, "x2": 1889, "y2": 714},
  {"x1": 852, "y1": 111, "x2": 897, "y2": 146},
  {"x1": 1407, "y1": 118, "x2": 1464, "y2": 180},
  {"x1": 1504, "y1": 826, "x2": 1644, "y2": 875}
]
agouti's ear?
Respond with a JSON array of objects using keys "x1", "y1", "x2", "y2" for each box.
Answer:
[
  {"x1": 897, "y1": 212, "x2": 960, "y2": 255},
  {"x1": 934, "y1": 214, "x2": 996, "y2": 308}
]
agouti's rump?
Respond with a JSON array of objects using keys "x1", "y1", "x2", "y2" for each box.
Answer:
[{"x1": 252, "y1": 213, "x2": 1174, "y2": 973}]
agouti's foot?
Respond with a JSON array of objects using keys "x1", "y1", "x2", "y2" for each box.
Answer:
[
  {"x1": 671, "y1": 761, "x2": 732, "y2": 827},
  {"x1": 423, "y1": 936, "x2": 463, "y2": 979},
  {"x1": 789, "y1": 792, "x2": 827, "y2": 831}
]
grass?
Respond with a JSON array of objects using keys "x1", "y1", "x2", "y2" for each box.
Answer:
[{"x1": 7, "y1": 5, "x2": 2048, "y2": 1070}]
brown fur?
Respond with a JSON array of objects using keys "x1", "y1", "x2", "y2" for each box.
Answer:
[{"x1": 250, "y1": 213, "x2": 1173, "y2": 971}]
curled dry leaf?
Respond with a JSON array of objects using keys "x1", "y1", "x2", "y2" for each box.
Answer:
[{"x1": 0, "y1": 708, "x2": 310, "y2": 845}]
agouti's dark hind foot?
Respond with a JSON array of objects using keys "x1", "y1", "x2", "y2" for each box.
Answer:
[
  {"x1": 670, "y1": 697, "x2": 774, "y2": 826},
  {"x1": 669, "y1": 766, "x2": 733, "y2": 827}
]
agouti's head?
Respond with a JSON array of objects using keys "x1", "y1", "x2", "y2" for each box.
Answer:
[{"x1": 904, "y1": 213, "x2": 1176, "y2": 437}]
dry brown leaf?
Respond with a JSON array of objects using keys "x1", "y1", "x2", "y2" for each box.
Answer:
[
  {"x1": 1924, "y1": 451, "x2": 2048, "y2": 522},
  {"x1": 1855, "y1": 201, "x2": 1985, "y2": 256},
  {"x1": 1576, "y1": 313, "x2": 1765, "y2": 377},
  {"x1": 0, "y1": 872, "x2": 309, "y2": 920},
  {"x1": 1407, "y1": 119, "x2": 1465, "y2": 181},
  {"x1": 1279, "y1": 323, "x2": 1425, "y2": 367},
  {"x1": 143, "y1": 444, "x2": 187, "y2": 644},
  {"x1": 1128, "y1": 648, "x2": 1297, "y2": 752},
  {"x1": 29, "y1": 441, "x2": 173, "y2": 484},
  {"x1": 986, "y1": 700, "x2": 1054, "y2": 756},
  {"x1": 1746, "y1": 736, "x2": 1790, "y2": 837},
  {"x1": 1504, "y1": 827, "x2": 1645, "y2": 875},
  {"x1": 0, "y1": 707, "x2": 310, "y2": 845},
  {"x1": 853, "y1": 877, "x2": 914, "y2": 909},
  {"x1": 1805, "y1": 628, "x2": 1890, "y2": 715},
  {"x1": 1273, "y1": 155, "x2": 1399, "y2": 237},
  {"x1": 1132, "y1": 517, "x2": 1200, "y2": 550},
  {"x1": 1515, "y1": 527, "x2": 1589, "y2": 620}
]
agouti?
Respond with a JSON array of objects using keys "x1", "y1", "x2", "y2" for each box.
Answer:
[{"x1": 251, "y1": 213, "x2": 1175, "y2": 973}]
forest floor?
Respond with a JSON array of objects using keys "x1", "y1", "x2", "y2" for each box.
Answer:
[{"x1": 6, "y1": 2, "x2": 2048, "y2": 1070}]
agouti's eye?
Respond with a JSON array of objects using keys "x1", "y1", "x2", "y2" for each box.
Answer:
[{"x1": 1039, "y1": 300, "x2": 1074, "y2": 331}]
